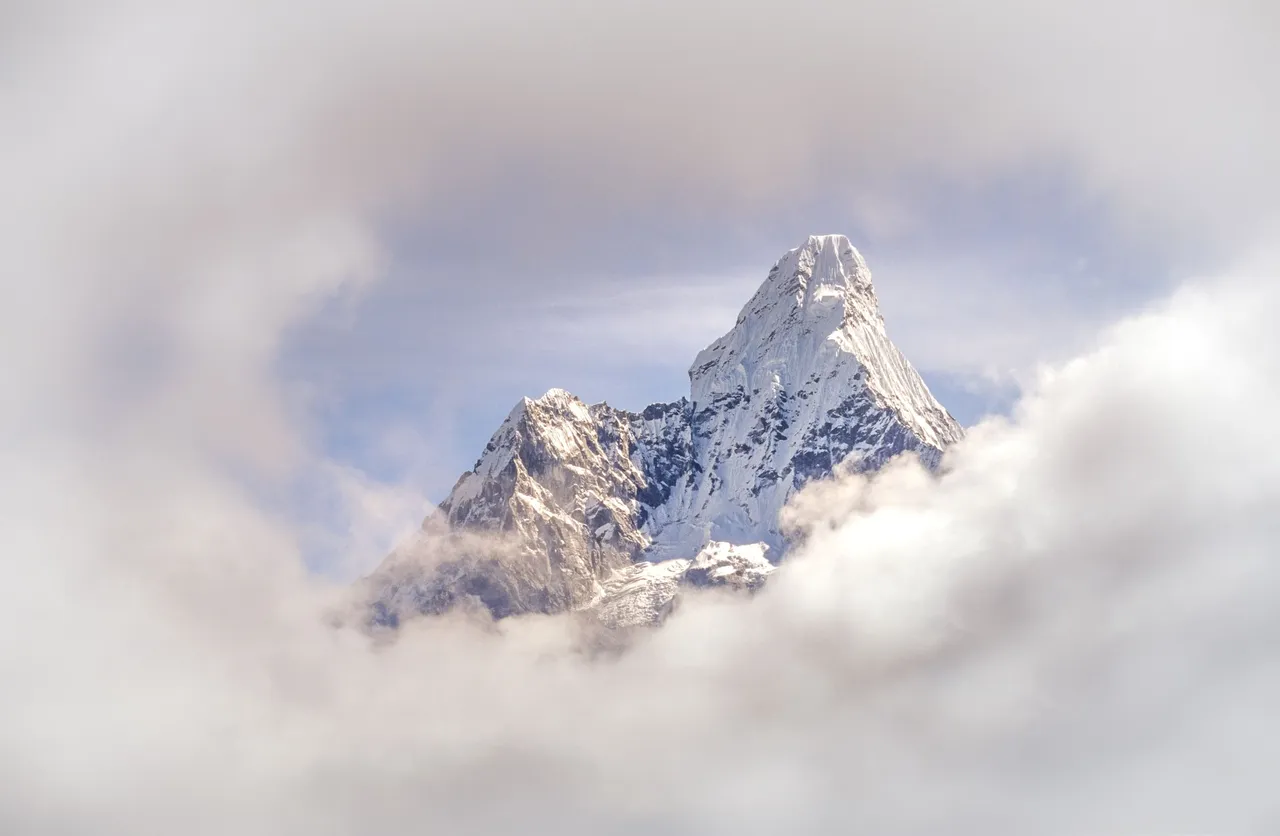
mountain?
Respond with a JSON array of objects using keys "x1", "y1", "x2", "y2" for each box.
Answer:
[{"x1": 366, "y1": 234, "x2": 962, "y2": 628}]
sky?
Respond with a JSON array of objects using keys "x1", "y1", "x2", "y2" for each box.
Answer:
[
  {"x1": 241, "y1": 0, "x2": 1278, "y2": 569},
  {"x1": 4, "y1": 0, "x2": 1271, "y2": 575},
  {"x1": 286, "y1": 167, "x2": 1174, "y2": 504},
  {"x1": 3, "y1": 1, "x2": 1280, "y2": 832}
]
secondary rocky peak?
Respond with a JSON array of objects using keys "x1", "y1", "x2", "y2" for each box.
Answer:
[
  {"x1": 525, "y1": 386, "x2": 582, "y2": 408},
  {"x1": 507, "y1": 387, "x2": 591, "y2": 430}
]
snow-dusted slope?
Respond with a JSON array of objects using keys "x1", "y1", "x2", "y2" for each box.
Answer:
[
  {"x1": 591, "y1": 541, "x2": 774, "y2": 629},
  {"x1": 366, "y1": 234, "x2": 961, "y2": 627}
]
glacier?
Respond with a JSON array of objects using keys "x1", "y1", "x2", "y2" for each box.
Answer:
[{"x1": 365, "y1": 234, "x2": 962, "y2": 628}]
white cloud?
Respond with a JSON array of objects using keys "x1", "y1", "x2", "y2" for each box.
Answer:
[
  {"x1": 4, "y1": 247, "x2": 1279, "y2": 834},
  {"x1": 4, "y1": 1, "x2": 1280, "y2": 832}
]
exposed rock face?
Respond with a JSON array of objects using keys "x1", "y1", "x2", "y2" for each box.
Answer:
[
  {"x1": 368, "y1": 392, "x2": 657, "y2": 626},
  {"x1": 365, "y1": 234, "x2": 963, "y2": 627}
]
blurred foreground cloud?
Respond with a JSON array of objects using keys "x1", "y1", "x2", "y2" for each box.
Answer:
[
  {"x1": 4, "y1": 240, "x2": 1279, "y2": 835},
  {"x1": 2, "y1": 1, "x2": 1280, "y2": 833}
]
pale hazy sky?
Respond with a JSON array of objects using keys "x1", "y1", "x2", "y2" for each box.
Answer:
[
  {"x1": 4, "y1": 0, "x2": 1277, "y2": 570},
  {"x1": 286, "y1": 176, "x2": 1170, "y2": 506}
]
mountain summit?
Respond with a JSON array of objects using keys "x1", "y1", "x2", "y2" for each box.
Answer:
[{"x1": 367, "y1": 235, "x2": 962, "y2": 627}]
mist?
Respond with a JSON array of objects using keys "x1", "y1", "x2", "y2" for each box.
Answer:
[
  {"x1": 6, "y1": 254, "x2": 1279, "y2": 835},
  {"x1": 3, "y1": 1, "x2": 1280, "y2": 833}
]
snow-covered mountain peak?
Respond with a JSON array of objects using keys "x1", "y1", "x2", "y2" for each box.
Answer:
[
  {"x1": 795, "y1": 233, "x2": 871, "y2": 286},
  {"x1": 751, "y1": 233, "x2": 873, "y2": 319},
  {"x1": 688, "y1": 234, "x2": 882, "y2": 411},
  {"x1": 668, "y1": 234, "x2": 962, "y2": 553},
  {"x1": 366, "y1": 234, "x2": 962, "y2": 627}
]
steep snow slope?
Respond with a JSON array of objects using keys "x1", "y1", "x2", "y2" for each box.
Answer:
[
  {"x1": 366, "y1": 234, "x2": 961, "y2": 626},
  {"x1": 652, "y1": 233, "x2": 962, "y2": 555}
]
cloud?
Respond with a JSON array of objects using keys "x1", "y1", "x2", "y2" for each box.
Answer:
[
  {"x1": 240, "y1": 0, "x2": 1274, "y2": 486},
  {"x1": 3, "y1": 1, "x2": 1280, "y2": 833},
  {"x1": 15, "y1": 0, "x2": 1275, "y2": 248},
  {"x1": 5, "y1": 246, "x2": 1280, "y2": 834}
]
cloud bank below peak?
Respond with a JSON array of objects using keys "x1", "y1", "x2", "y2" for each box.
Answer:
[
  {"x1": 6, "y1": 244, "x2": 1280, "y2": 835},
  {"x1": 4, "y1": 4, "x2": 1280, "y2": 830}
]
